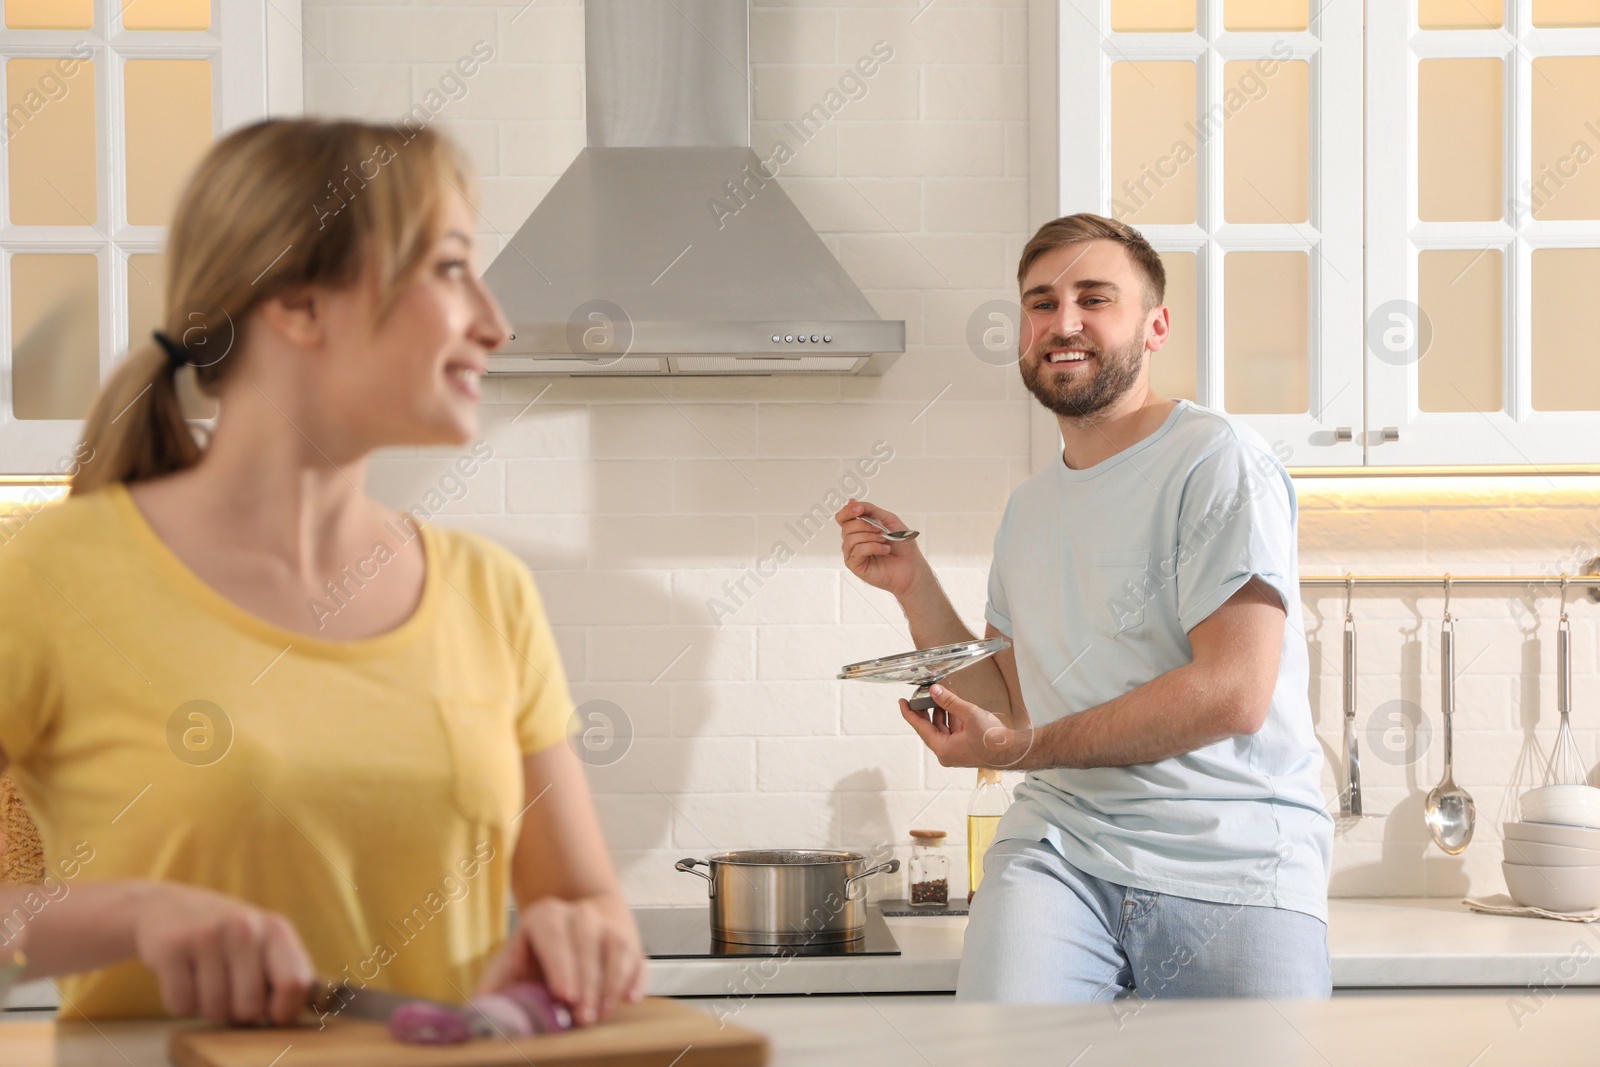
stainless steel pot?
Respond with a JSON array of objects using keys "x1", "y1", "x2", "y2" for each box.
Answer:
[{"x1": 675, "y1": 850, "x2": 900, "y2": 945}]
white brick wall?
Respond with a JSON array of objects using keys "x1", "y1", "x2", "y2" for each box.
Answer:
[{"x1": 304, "y1": 0, "x2": 1600, "y2": 908}]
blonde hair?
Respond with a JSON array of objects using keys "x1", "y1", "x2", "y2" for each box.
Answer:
[
  {"x1": 71, "y1": 119, "x2": 475, "y2": 495},
  {"x1": 1017, "y1": 213, "x2": 1166, "y2": 309}
]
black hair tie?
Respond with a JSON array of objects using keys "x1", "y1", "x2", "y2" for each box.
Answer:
[{"x1": 152, "y1": 330, "x2": 191, "y2": 370}]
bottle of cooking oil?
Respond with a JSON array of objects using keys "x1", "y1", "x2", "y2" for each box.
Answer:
[{"x1": 966, "y1": 768, "x2": 1010, "y2": 902}]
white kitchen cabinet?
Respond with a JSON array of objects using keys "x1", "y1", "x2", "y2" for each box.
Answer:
[
  {"x1": 1364, "y1": 2, "x2": 1600, "y2": 466},
  {"x1": 1051, "y1": 0, "x2": 1366, "y2": 468},
  {"x1": 1043, "y1": 0, "x2": 1600, "y2": 469},
  {"x1": 0, "y1": 0, "x2": 301, "y2": 475}
]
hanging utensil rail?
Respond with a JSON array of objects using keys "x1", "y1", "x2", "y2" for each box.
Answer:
[{"x1": 1300, "y1": 561, "x2": 1600, "y2": 601}]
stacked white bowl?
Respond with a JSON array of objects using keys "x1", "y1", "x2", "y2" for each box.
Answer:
[{"x1": 1503, "y1": 785, "x2": 1600, "y2": 913}]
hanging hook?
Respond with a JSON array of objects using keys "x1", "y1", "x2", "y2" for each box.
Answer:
[
  {"x1": 1344, "y1": 573, "x2": 1355, "y2": 624},
  {"x1": 1560, "y1": 574, "x2": 1570, "y2": 625},
  {"x1": 1442, "y1": 573, "x2": 1453, "y2": 626}
]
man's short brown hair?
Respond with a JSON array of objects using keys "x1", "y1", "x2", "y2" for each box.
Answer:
[{"x1": 1017, "y1": 213, "x2": 1166, "y2": 310}]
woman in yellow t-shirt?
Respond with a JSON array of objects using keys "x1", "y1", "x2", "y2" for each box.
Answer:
[{"x1": 0, "y1": 120, "x2": 644, "y2": 1026}]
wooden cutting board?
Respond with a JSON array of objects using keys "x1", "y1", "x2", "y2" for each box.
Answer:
[{"x1": 169, "y1": 997, "x2": 769, "y2": 1067}]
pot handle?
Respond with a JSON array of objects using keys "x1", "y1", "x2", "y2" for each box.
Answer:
[
  {"x1": 843, "y1": 858, "x2": 900, "y2": 902},
  {"x1": 675, "y1": 857, "x2": 715, "y2": 898}
]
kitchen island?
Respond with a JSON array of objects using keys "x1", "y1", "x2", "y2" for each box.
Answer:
[{"x1": 6, "y1": 991, "x2": 1600, "y2": 1066}]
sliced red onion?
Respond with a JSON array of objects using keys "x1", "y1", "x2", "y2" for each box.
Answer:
[
  {"x1": 499, "y1": 982, "x2": 575, "y2": 1033},
  {"x1": 387, "y1": 1001, "x2": 470, "y2": 1046},
  {"x1": 464, "y1": 992, "x2": 536, "y2": 1039}
]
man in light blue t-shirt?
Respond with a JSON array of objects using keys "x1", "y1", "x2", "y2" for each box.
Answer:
[{"x1": 836, "y1": 213, "x2": 1333, "y2": 1002}]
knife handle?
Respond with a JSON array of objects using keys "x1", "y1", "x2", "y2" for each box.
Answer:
[{"x1": 305, "y1": 979, "x2": 362, "y2": 1019}]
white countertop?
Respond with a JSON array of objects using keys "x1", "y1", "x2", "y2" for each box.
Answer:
[
  {"x1": 6, "y1": 897, "x2": 1597, "y2": 1017},
  {"x1": 12, "y1": 993, "x2": 1600, "y2": 1066},
  {"x1": 710, "y1": 990, "x2": 1600, "y2": 1065},
  {"x1": 1329, "y1": 897, "x2": 1600, "y2": 987},
  {"x1": 646, "y1": 897, "x2": 1600, "y2": 996}
]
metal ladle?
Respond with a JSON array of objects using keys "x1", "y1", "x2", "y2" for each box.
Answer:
[
  {"x1": 1424, "y1": 575, "x2": 1476, "y2": 854},
  {"x1": 861, "y1": 515, "x2": 918, "y2": 542}
]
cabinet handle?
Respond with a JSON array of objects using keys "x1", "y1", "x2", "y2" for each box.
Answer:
[
  {"x1": 1381, "y1": 427, "x2": 1399, "y2": 442},
  {"x1": 1334, "y1": 427, "x2": 1353, "y2": 442}
]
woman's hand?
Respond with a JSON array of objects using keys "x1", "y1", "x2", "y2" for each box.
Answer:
[
  {"x1": 476, "y1": 896, "x2": 646, "y2": 1027},
  {"x1": 834, "y1": 499, "x2": 929, "y2": 600},
  {"x1": 131, "y1": 882, "x2": 314, "y2": 1026}
]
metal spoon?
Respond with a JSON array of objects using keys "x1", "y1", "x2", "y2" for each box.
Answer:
[
  {"x1": 1425, "y1": 578, "x2": 1476, "y2": 854},
  {"x1": 861, "y1": 515, "x2": 918, "y2": 542}
]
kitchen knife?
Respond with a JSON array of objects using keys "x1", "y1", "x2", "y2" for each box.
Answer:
[
  {"x1": 306, "y1": 980, "x2": 575, "y2": 1039},
  {"x1": 306, "y1": 980, "x2": 441, "y2": 1025}
]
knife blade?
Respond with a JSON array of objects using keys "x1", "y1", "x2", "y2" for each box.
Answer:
[{"x1": 306, "y1": 981, "x2": 455, "y2": 1025}]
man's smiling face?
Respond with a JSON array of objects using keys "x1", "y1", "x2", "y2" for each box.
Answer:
[{"x1": 1017, "y1": 239, "x2": 1166, "y2": 423}]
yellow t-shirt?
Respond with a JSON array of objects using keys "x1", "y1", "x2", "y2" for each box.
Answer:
[{"x1": 0, "y1": 483, "x2": 574, "y2": 1019}]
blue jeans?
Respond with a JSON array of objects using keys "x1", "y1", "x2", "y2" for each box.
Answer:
[{"x1": 956, "y1": 838, "x2": 1332, "y2": 1002}]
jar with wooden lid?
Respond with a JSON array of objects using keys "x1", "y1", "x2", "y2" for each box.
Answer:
[{"x1": 907, "y1": 829, "x2": 950, "y2": 907}]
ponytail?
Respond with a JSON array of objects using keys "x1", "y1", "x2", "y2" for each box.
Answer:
[{"x1": 70, "y1": 341, "x2": 202, "y2": 495}]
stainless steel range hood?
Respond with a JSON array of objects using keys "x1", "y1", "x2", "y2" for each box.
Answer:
[{"x1": 482, "y1": 0, "x2": 905, "y2": 376}]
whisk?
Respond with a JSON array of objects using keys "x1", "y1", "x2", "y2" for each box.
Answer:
[{"x1": 1544, "y1": 577, "x2": 1586, "y2": 786}]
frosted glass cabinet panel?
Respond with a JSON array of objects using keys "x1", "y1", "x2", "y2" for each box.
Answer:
[
  {"x1": 125, "y1": 60, "x2": 215, "y2": 227},
  {"x1": 1532, "y1": 249, "x2": 1600, "y2": 412},
  {"x1": 5, "y1": 0, "x2": 92, "y2": 29},
  {"x1": 1111, "y1": 62, "x2": 1198, "y2": 225},
  {"x1": 1530, "y1": 57, "x2": 1600, "y2": 221},
  {"x1": 1534, "y1": 0, "x2": 1600, "y2": 26},
  {"x1": 1223, "y1": 59, "x2": 1309, "y2": 224},
  {"x1": 126, "y1": 255, "x2": 165, "y2": 350},
  {"x1": 1417, "y1": 59, "x2": 1503, "y2": 222},
  {"x1": 1224, "y1": 0, "x2": 1310, "y2": 31},
  {"x1": 1417, "y1": 249, "x2": 1503, "y2": 415},
  {"x1": 1111, "y1": 0, "x2": 1196, "y2": 32},
  {"x1": 122, "y1": 0, "x2": 212, "y2": 31},
  {"x1": 6, "y1": 59, "x2": 98, "y2": 226},
  {"x1": 1418, "y1": 0, "x2": 1503, "y2": 28},
  {"x1": 1149, "y1": 251, "x2": 1199, "y2": 403},
  {"x1": 11, "y1": 255, "x2": 101, "y2": 421},
  {"x1": 1223, "y1": 251, "x2": 1310, "y2": 415}
]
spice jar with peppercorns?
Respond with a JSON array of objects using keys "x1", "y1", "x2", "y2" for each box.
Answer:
[{"x1": 907, "y1": 829, "x2": 950, "y2": 907}]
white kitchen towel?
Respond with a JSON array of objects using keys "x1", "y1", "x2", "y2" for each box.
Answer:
[{"x1": 1464, "y1": 894, "x2": 1600, "y2": 922}]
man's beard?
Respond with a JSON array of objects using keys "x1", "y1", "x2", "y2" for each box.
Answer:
[{"x1": 1019, "y1": 328, "x2": 1145, "y2": 424}]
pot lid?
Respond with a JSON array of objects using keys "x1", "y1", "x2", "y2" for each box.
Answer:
[
  {"x1": 705, "y1": 849, "x2": 867, "y2": 865},
  {"x1": 837, "y1": 636, "x2": 1012, "y2": 685}
]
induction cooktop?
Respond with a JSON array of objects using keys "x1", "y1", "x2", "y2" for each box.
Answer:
[{"x1": 636, "y1": 905, "x2": 901, "y2": 959}]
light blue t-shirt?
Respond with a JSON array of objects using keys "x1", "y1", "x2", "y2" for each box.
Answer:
[{"x1": 985, "y1": 399, "x2": 1333, "y2": 921}]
